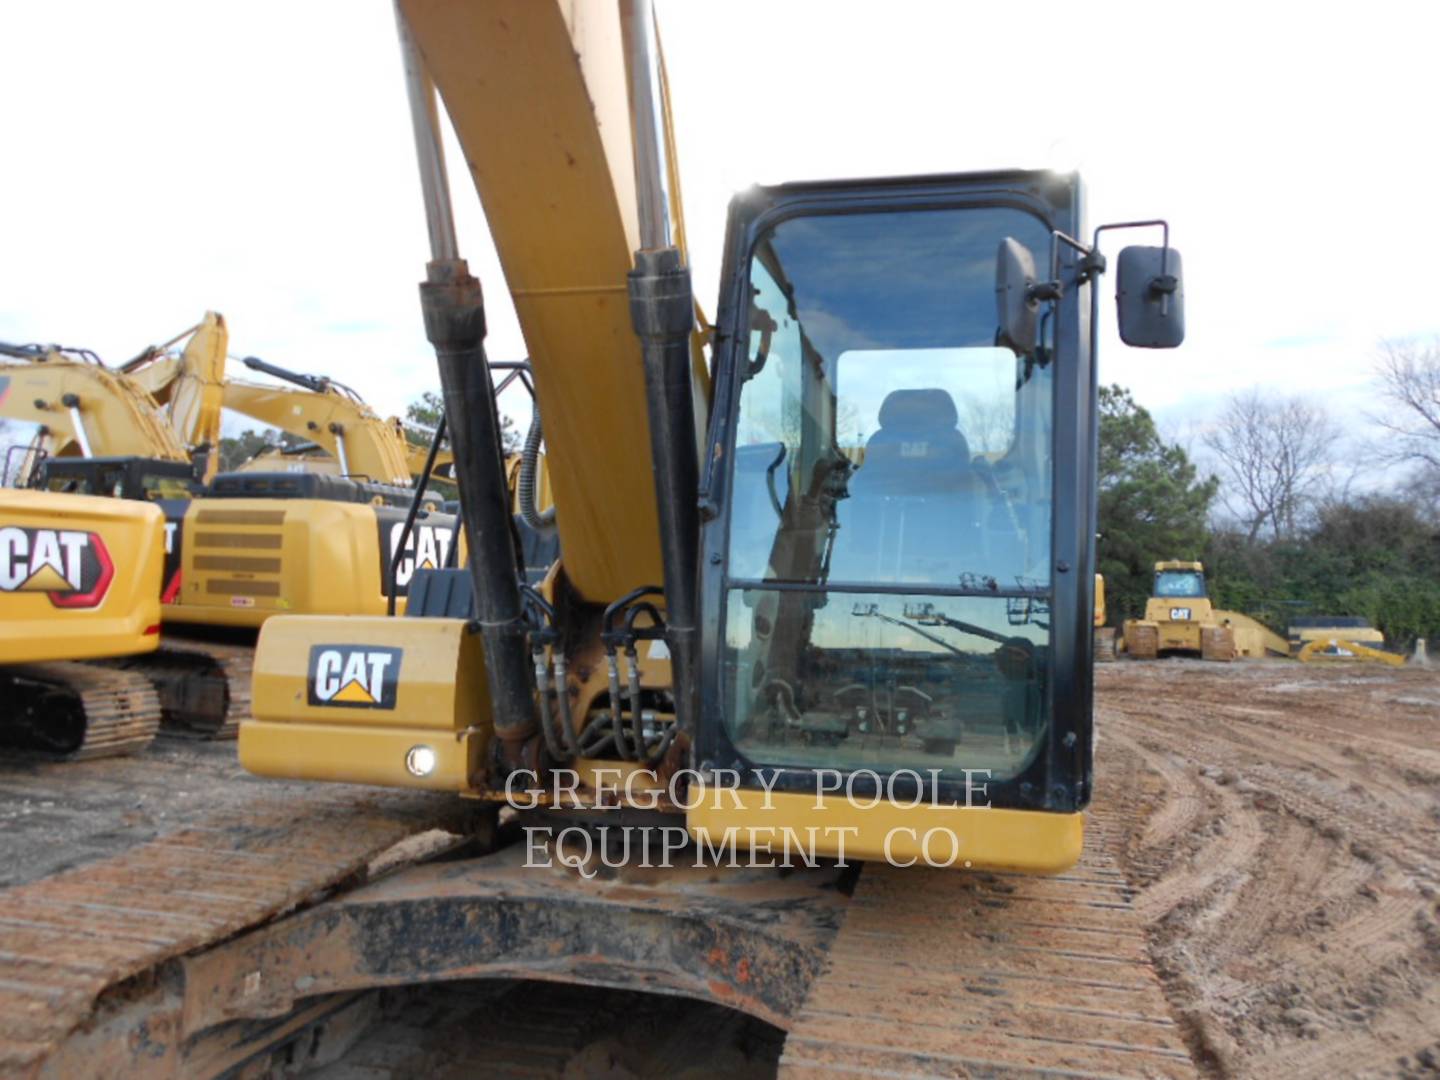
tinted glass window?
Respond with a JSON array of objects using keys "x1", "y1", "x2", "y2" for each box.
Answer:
[
  {"x1": 1154, "y1": 571, "x2": 1205, "y2": 598},
  {"x1": 723, "y1": 205, "x2": 1055, "y2": 782}
]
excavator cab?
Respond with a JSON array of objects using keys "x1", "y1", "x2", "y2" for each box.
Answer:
[
  {"x1": 32, "y1": 456, "x2": 199, "y2": 501},
  {"x1": 690, "y1": 172, "x2": 1097, "y2": 858}
]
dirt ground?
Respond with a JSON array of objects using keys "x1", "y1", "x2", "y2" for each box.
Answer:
[
  {"x1": 1097, "y1": 658, "x2": 1440, "y2": 1079},
  {"x1": 3, "y1": 658, "x2": 1438, "y2": 1077}
]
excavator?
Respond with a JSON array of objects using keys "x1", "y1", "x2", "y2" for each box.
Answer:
[
  {"x1": 0, "y1": 490, "x2": 168, "y2": 758},
  {"x1": 0, "y1": 316, "x2": 472, "y2": 744},
  {"x1": 238, "y1": 11, "x2": 1189, "y2": 1066},
  {"x1": 0, "y1": 313, "x2": 226, "y2": 491},
  {"x1": 221, "y1": 355, "x2": 414, "y2": 485}
]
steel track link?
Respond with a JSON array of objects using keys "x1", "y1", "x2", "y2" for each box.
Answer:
[
  {"x1": 778, "y1": 806, "x2": 1197, "y2": 1080},
  {"x1": 1, "y1": 663, "x2": 162, "y2": 761},
  {"x1": 0, "y1": 791, "x2": 466, "y2": 1075},
  {"x1": 112, "y1": 636, "x2": 254, "y2": 740}
]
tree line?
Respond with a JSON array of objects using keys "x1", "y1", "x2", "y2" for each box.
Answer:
[{"x1": 1098, "y1": 340, "x2": 1440, "y2": 647}]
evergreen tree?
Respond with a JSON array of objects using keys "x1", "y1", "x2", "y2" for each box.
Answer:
[{"x1": 1096, "y1": 385, "x2": 1219, "y2": 621}]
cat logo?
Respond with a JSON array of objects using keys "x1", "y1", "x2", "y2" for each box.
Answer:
[
  {"x1": 0, "y1": 526, "x2": 113, "y2": 608},
  {"x1": 388, "y1": 522, "x2": 455, "y2": 589},
  {"x1": 1169, "y1": 607, "x2": 1193, "y2": 621},
  {"x1": 307, "y1": 645, "x2": 402, "y2": 709}
]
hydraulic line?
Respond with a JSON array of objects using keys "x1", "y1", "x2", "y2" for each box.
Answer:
[{"x1": 518, "y1": 413, "x2": 556, "y2": 530}]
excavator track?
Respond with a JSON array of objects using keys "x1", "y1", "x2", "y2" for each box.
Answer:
[
  {"x1": 0, "y1": 662, "x2": 162, "y2": 761},
  {"x1": 778, "y1": 810, "x2": 1195, "y2": 1079},
  {"x1": 0, "y1": 788, "x2": 468, "y2": 1075},
  {"x1": 111, "y1": 637, "x2": 253, "y2": 740}
]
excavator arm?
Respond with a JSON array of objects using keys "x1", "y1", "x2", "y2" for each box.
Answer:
[
  {"x1": 122, "y1": 312, "x2": 229, "y2": 481},
  {"x1": 399, "y1": 0, "x2": 705, "y2": 601},
  {"x1": 0, "y1": 314, "x2": 230, "y2": 481},
  {"x1": 0, "y1": 354, "x2": 190, "y2": 467},
  {"x1": 221, "y1": 361, "x2": 413, "y2": 486}
]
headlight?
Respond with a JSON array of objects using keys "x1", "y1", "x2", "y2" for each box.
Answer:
[{"x1": 405, "y1": 744, "x2": 437, "y2": 777}]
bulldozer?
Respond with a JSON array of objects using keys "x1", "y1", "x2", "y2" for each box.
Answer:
[
  {"x1": 1094, "y1": 573, "x2": 1118, "y2": 661},
  {"x1": 1122, "y1": 559, "x2": 1290, "y2": 660}
]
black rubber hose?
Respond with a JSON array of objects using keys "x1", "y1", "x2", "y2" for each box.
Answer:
[{"x1": 518, "y1": 413, "x2": 556, "y2": 530}]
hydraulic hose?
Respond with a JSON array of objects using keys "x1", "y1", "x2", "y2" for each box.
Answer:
[{"x1": 518, "y1": 413, "x2": 556, "y2": 530}]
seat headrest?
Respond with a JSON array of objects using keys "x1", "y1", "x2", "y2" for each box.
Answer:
[{"x1": 877, "y1": 389, "x2": 959, "y2": 431}]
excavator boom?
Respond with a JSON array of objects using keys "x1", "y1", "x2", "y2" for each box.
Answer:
[
  {"x1": 0, "y1": 354, "x2": 190, "y2": 466},
  {"x1": 222, "y1": 366, "x2": 413, "y2": 486},
  {"x1": 401, "y1": 0, "x2": 695, "y2": 601}
]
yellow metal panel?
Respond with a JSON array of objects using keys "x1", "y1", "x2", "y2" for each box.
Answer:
[
  {"x1": 401, "y1": 0, "x2": 664, "y2": 602},
  {"x1": 687, "y1": 786, "x2": 1085, "y2": 874},
  {"x1": 1215, "y1": 609, "x2": 1292, "y2": 657},
  {"x1": 242, "y1": 615, "x2": 491, "y2": 790},
  {"x1": 0, "y1": 490, "x2": 164, "y2": 663},
  {"x1": 164, "y1": 498, "x2": 393, "y2": 628},
  {"x1": 240, "y1": 720, "x2": 482, "y2": 790}
]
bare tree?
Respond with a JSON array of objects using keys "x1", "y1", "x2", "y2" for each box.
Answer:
[
  {"x1": 1373, "y1": 338, "x2": 1440, "y2": 476},
  {"x1": 1202, "y1": 389, "x2": 1341, "y2": 542}
]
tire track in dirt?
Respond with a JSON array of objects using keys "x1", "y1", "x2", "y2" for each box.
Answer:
[{"x1": 1095, "y1": 660, "x2": 1440, "y2": 1079}]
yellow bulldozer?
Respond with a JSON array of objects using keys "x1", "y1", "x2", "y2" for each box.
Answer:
[{"x1": 1122, "y1": 559, "x2": 1291, "y2": 660}]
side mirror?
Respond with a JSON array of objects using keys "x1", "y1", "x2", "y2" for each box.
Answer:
[
  {"x1": 995, "y1": 238, "x2": 1039, "y2": 355},
  {"x1": 1116, "y1": 246, "x2": 1184, "y2": 348}
]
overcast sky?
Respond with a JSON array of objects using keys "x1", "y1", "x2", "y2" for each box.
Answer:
[{"x1": 2, "y1": 1, "x2": 1435, "y2": 458}]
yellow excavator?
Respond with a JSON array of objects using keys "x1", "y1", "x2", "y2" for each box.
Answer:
[
  {"x1": 242, "y1": 1, "x2": 1187, "y2": 874},
  {"x1": 222, "y1": 355, "x2": 414, "y2": 485},
  {"x1": 0, "y1": 490, "x2": 167, "y2": 758},
  {"x1": 0, "y1": 314, "x2": 225, "y2": 486},
  {"x1": 0, "y1": 317, "x2": 474, "y2": 742},
  {"x1": 0, "y1": 320, "x2": 231, "y2": 750}
]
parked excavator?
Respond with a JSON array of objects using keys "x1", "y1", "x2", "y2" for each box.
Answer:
[
  {"x1": 0, "y1": 490, "x2": 168, "y2": 758},
  {"x1": 0, "y1": 313, "x2": 224, "y2": 488},
  {"x1": 246, "y1": 0, "x2": 1189, "y2": 864},
  {"x1": 0, "y1": 316, "x2": 469, "y2": 744},
  {"x1": 237, "y1": 16, "x2": 1190, "y2": 1073}
]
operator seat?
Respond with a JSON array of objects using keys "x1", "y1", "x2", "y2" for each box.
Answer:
[
  {"x1": 834, "y1": 389, "x2": 996, "y2": 584},
  {"x1": 848, "y1": 389, "x2": 973, "y2": 496}
]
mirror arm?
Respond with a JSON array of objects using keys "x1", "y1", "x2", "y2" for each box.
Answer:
[
  {"x1": 1091, "y1": 218, "x2": 1173, "y2": 314},
  {"x1": 1049, "y1": 230, "x2": 1094, "y2": 283}
]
